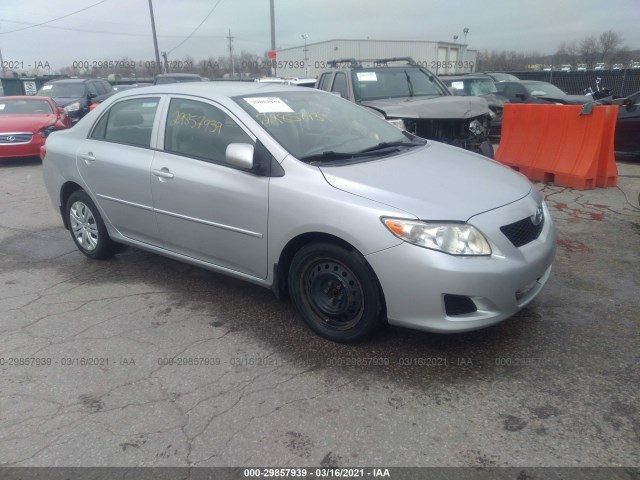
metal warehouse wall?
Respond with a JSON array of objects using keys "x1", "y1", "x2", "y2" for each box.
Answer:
[
  {"x1": 274, "y1": 39, "x2": 477, "y2": 78},
  {"x1": 510, "y1": 70, "x2": 640, "y2": 97}
]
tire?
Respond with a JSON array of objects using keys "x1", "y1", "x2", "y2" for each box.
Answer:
[
  {"x1": 65, "y1": 190, "x2": 118, "y2": 259},
  {"x1": 288, "y1": 242, "x2": 385, "y2": 343}
]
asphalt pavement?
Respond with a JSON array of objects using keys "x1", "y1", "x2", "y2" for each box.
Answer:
[{"x1": 0, "y1": 157, "x2": 638, "y2": 469}]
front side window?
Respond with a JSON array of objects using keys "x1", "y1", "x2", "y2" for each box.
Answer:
[
  {"x1": 164, "y1": 98, "x2": 253, "y2": 164},
  {"x1": 90, "y1": 97, "x2": 159, "y2": 148},
  {"x1": 331, "y1": 72, "x2": 349, "y2": 98}
]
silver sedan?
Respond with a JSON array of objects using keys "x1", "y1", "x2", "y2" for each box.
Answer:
[{"x1": 42, "y1": 82, "x2": 556, "y2": 342}]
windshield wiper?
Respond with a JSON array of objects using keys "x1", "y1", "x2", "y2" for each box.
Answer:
[
  {"x1": 404, "y1": 70, "x2": 414, "y2": 97},
  {"x1": 356, "y1": 140, "x2": 425, "y2": 154}
]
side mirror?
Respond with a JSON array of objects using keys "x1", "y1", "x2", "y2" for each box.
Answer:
[
  {"x1": 87, "y1": 93, "x2": 97, "y2": 100},
  {"x1": 515, "y1": 93, "x2": 526, "y2": 101},
  {"x1": 225, "y1": 143, "x2": 254, "y2": 170}
]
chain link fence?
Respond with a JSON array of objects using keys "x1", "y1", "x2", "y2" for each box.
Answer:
[{"x1": 508, "y1": 70, "x2": 640, "y2": 97}]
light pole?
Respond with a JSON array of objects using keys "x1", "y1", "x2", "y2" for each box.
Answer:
[
  {"x1": 463, "y1": 27, "x2": 469, "y2": 43},
  {"x1": 453, "y1": 35, "x2": 458, "y2": 43}
]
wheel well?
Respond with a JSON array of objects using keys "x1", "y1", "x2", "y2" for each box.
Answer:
[
  {"x1": 59, "y1": 182, "x2": 83, "y2": 229},
  {"x1": 274, "y1": 232, "x2": 385, "y2": 314}
]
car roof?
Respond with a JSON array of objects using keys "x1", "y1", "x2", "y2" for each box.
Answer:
[
  {"x1": 0, "y1": 95, "x2": 54, "y2": 101},
  {"x1": 114, "y1": 81, "x2": 319, "y2": 99},
  {"x1": 155, "y1": 73, "x2": 201, "y2": 78},
  {"x1": 43, "y1": 78, "x2": 101, "y2": 84},
  {"x1": 440, "y1": 75, "x2": 491, "y2": 81}
]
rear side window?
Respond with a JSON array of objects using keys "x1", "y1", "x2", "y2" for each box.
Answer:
[
  {"x1": 90, "y1": 97, "x2": 160, "y2": 148},
  {"x1": 331, "y1": 72, "x2": 348, "y2": 98},
  {"x1": 164, "y1": 98, "x2": 253, "y2": 165}
]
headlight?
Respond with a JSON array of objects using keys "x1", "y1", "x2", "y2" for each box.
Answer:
[
  {"x1": 64, "y1": 102, "x2": 81, "y2": 112},
  {"x1": 40, "y1": 125, "x2": 56, "y2": 138},
  {"x1": 382, "y1": 218, "x2": 492, "y2": 256},
  {"x1": 386, "y1": 118, "x2": 405, "y2": 130},
  {"x1": 468, "y1": 119, "x2": 485, "y2": 136}
]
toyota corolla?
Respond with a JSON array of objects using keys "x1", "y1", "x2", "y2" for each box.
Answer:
[{"x1": 42, "y1": 83, "x2": 556, "y2": 342}]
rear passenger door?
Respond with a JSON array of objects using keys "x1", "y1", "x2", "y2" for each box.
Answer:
[
  {"x1": 150, "y1": 96, "x2": 269, "y2": 279},
  {"x1": 77, "y1": 96, "x2": 163, "y2": 243}
]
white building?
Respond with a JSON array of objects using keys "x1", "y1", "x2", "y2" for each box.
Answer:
[{"x1": 272, "y1": 38, "x2": 477, "y2": 78}]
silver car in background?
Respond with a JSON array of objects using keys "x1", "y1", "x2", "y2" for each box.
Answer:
[{"x1": 42, "y1": 83, "x2": 556, "y2": 343}]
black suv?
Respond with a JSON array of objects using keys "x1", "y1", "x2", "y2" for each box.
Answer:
[
  {"x1": 37, "y1": 78, "x2": 114, "y2": 123},
  {"x1": 315, "y1": 58, "x2": 493, "y2": 157}
]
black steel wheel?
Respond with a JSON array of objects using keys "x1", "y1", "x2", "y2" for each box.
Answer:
[{"x1": 288, "y1": 242, "x2": 385, "y2": 342}]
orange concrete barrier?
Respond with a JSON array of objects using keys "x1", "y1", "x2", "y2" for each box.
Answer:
[{"x1": 495, "y1": 104, "x2": 618, "y2": 190}]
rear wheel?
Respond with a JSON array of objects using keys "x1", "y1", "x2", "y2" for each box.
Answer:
[
  {"x1": 65, "y1": 190, "x2": 119, "y2": 259},
  {"x1": 288, "y1": 242, "x2": 385, "y2": 342}
]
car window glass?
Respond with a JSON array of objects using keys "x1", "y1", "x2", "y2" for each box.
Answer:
[
  {"x1": 87, "y1": 82, "x2": 99, "y2": 96},
  {"x1": 318, "y1": 73, "x2": 332, "y2": 91},
  {"x1": 331, "y1": 72, "x2": 348, "y2": 98},
  {"x1": 164, "y1": 98, "x2": 253, "y2": 164},
  {"x1": 102, "y1": 80, "x2": 114, "y2": 92},
  {"x1": 93, "y1": 97, "x2": 159, "y2": 147},
  {"x1": 94, "y1": 81, "x2": 108, "y2": 95}
]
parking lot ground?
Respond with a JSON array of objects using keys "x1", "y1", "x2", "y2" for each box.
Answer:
[{"x1": 0, "y1": 157, "x2": 639, "y2": 468}]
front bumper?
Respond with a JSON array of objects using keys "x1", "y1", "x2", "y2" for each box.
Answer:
[{"x1": 365, "y1": 195, "x2": 556, "y2": 333}]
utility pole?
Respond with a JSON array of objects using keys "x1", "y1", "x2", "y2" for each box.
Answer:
[
  {"x1": 270, "y1": 0, "x2": 276, "y2": 77},
  {"x1": 227, "y1": 29, "x2": 235, "y2": 78},
  {"x1": 147, "y1": 0, "x2": 162, "y2": 75}
]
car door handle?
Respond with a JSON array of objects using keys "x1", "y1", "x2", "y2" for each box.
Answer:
[
  {"x1": 152, "y1": 168, "x2": 174, "y2": 179},
  {"x1": 80, "y1": 153, "x2": 96, "y2": 162}
]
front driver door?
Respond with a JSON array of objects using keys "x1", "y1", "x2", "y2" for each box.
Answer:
[{"x1": 150, "y1": 96, "x2": 269, "y2": 279}]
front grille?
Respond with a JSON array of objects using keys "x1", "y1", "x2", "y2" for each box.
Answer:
[
  {"x1": 500, "y1": 215, "x2": 544, "y2": 247},
  {"x1": 0, "y1": 133, "x2": 33, "y2": 145}
]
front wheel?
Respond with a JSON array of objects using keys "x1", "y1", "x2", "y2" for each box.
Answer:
[
  {"x1": 288, "y1": 242, "x2": 385, "y2": 343},
  {"x1": 65, "y1": 190, "x2": 119, "y2": 259}
]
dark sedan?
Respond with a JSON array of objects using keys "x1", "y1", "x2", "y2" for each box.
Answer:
[
  {"x1": 616, "y1": 91, "x2": 640, "y2": 157},
  {"x1": 496, "y1": 81, "x2": 590, "y2": 105}
]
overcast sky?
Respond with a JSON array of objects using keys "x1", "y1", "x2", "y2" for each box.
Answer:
[{"x1": 1, "y1": 0, "x2": 639, "y2": 71}]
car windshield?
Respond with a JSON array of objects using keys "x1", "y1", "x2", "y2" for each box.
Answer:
[
  {"x1": 37, "y1": 83, "x2": 86, "y2": 98},
  {"x1": 234, "y1": 90, "x2": 422, "y2": 163},
  {"x1": 351, "y1": 68, "x2": 446, "y2": 101},
  {"x1": 525, "y1": 82, "x2": 567, "y2": 97},
  {"x1": 0, "y1": 99, "x2": 53, "y2": 114},
  {"x1": 451, "y1": 78, "x2": 497, "y2": 96}
]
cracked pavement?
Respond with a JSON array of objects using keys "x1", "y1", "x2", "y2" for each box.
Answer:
[{"x1": 0, "y1": 157, "x2": 639, "y2": 467}]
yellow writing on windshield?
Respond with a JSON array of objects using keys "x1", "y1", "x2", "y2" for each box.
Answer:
[
  {"x1": 256, "y1": 111, "x2": 327, "y2": 126},
  {"x1": 170, "y1": 111, "x2": 223, "y2": 135}
]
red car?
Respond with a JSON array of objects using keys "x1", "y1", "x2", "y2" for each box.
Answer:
[{"x1": 0, "y1": 96, "x2": 71, "y2": 160}]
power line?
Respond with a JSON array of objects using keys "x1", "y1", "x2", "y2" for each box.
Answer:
[
  {"x1": 0, "y1": 18, "x2": 229, "y2": 39},
  {"x1": 166, "y1": 0, "x2": 224, "y2": 54},
  {"x1": 0, "y1": 0, "x2": 110, "y2": 34}
]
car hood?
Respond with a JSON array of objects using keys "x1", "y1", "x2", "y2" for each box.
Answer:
[
  {"x1": 360, "y1": 95, "x2": 490, "y2": 119},
  {"x1": 536, "y1": 94, "x2": 590, "y2": 105},
  {"x1": 319, "y1": 142, "x2": 531, "y2": 221},
  {"x1": 0, "y1": 114, "x2": 56, "y2": 132}
]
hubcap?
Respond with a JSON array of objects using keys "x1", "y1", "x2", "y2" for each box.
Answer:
[
  {"x1": 303, "y1": 258, "x2": 364, "y2": 330},
  {"x1": 69, "y1": 201, "x2": 98, "y2": 251}
]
